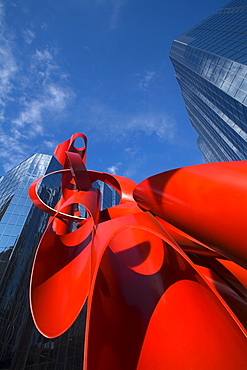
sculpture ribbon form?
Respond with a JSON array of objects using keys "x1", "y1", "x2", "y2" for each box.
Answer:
[{"x1": 29, "y1": 133, "x2": 247, "y2": 369}]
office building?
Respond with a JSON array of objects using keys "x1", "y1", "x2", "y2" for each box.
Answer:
[
  {"x1": 93, "y1": 180, "x2": 120, "y2": 211},
  {"x1": 0, "y1": 153, "x2": 119, "y2": 369},
  {"x1": 170, "y1": 0, "x2": 247, "y2": 162}
]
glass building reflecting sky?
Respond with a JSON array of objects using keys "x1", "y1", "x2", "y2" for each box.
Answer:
[
  {"x1": 170, "y1": 0, "x2": 247, "y2": 162},
  {"x1": 0, "y1": 153, "x2": 120, "y2": 369}
]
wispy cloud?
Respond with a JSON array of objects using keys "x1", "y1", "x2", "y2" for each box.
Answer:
[
  {"x1": 93, "y1": 0, "x2": 128, "y2": 29},
  {"x1": 109, "y1": 0, "x2": 127, "y2": 29},
  {"x1": 128, "y1": 113, "x2": 176, "y2": 141},
  {"x1": 138, "y1": 71, "x2": 157, "y2": 90},
  {"x1": 107, "y1": 161, "x2": 122, "y2": 175},
  {"x1": 44, "y1": 139, "x2": 57, "y2": 149},
  {"x1": 123, "y1": 154, "x2": 147, "y2": 179},
  {"x1": 12, "y1": 84, "x2": 73, "y2": 133},
  {"x1": 0, "y1": 4, "x2": 18, "y2": 120},
  {"x1": 81, "y1": 100, "x2": 176, "y2": 142},
  {"x1": 23, "y1": 28, "x2": 36, "y2": 44},
  {"x1": 0, "y1": 130, "x2": 32, "y2": 173},
  {"x1": 124, "y1": 146, "x2": 140, "y2": 157},
  {"x1": 0, "y1": 3, "x2": 75, "y2": 173}
]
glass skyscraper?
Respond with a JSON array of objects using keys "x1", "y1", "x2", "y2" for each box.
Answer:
[
  {"x1": 0, "y1": 153, "x2": 119, "y2": 369},
  {"x1": 93, "y1": 180, "x2": 120, "y2": 211},
  {"x1": 170, "y1": 0, "x2": 247, "y2": 162}
]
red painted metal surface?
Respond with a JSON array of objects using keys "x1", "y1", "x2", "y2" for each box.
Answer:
[{"x1": 29, "y1": 133, "x2": 247, "y2": 369}]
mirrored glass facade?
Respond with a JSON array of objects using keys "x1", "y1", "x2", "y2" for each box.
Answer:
[
  {"x1": 93, "y1": 181, "x2": 120, "y2": 211},
  {"x1": 170, "y1": 0, "x2": 247, "y2": 162},
  {"x1": 0, "y1": 154, "x2": 120, "y2": 369},
  {"x1": 0, "y1": 154, "x2": 86, "y2": 370}
]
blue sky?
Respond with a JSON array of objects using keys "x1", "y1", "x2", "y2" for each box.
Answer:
[{"x1": 0, "y1": 0, "x2": 227, "y2": 183}]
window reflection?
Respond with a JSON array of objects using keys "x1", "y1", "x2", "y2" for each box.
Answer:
[{"x1": 170, "y1": 0, "x2": 247, "y2": 162}]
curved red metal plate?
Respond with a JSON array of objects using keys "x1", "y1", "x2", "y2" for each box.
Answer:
[
  {"x1": 28, "y1": 134, "x2": 247, "y2": 368},
  {"x1": 134, "y1": 161, "x2": 247, "y2": 267},
  {"x1": 85, "y1": 212, "x2": 247, "y2": 370}
]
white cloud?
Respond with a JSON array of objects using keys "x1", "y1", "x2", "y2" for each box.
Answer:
[
  {"x1": 109, "y1": 0, "x2": 127, "y2": 29},
  {"x1": 0, "y1": 5, "x2": 18, "y2": 119},
  {"x1": 23, "y1": 28, "x2": 36, "y2": 44},
  {"x1": 40, "y1": 22, "x2": 49, "y2": 31},
  {"x1": 123, "y1": 155, "x2": 146, "y2": 179},
  {"x1": 82, "y1": 100, "x2": 176, "y2": 142},
  {"x1": 0, "y1": 3, "x2": 75, "y2": 174},
  {"x1": 12, "y1": 84, "x2": 73, "y2": 135},
  {"x1": 0, "y1": 129, "x2": 31, "y2": 173},
  {"x1": 44, "y1": 139, "x2": 57, "y2": 149},
  {"x1": 138, "y1": 71, "x2": 156, "y2": 90},
  {"x1": 33, "y1": 49, "x2": 53, "y2": 62},
  {"x1": 127, "y1": 113, "x2": 176, "y2": 140},
  {"x1": 30, "y1": 48, "x2": 62, "y2": 86},
  {"x1": 93, "y1": 0, "x2": 128, "y2": 29},
  {"x1": 13, "y1": 101, "x2": 42, "y2": 128},
  {"x1": 107, "y1": 162, "x2": 122, "y2": 175},
  {"x1": 48, "y1": 85, "x2": 71, "y2": 110},
  {"x1": 2, "y1": 22, "x2": 73, "y2": 139},
  {"x1": 124, "y1": 146, "x2": 139, "y2": 157}
]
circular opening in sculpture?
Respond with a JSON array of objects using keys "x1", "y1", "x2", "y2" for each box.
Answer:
[{"x1": 72, "y1": 135, "x2": 86, "y2": 151}]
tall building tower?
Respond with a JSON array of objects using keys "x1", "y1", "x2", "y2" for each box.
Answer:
[
  {"x1": 0, "y1": 153, "x2": 120, "y2": 369},
  {"x1": 170, "y1": 0, "x2": 247, "y2": 162},
  {"x1": 93, "y1": 180, "x2": 120, "y2": 211}
]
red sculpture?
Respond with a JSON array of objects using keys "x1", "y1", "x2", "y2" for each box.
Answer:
[{"x1": 29, "y1": 133, "x2": 247, "y2": 369}]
